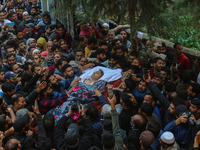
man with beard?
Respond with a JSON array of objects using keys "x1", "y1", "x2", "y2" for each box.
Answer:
[
  {"x1": 53, "y1": 23, "x2": 72, "y2": 48},
  {"x1": 16, "y1": 40, "x2": 30, "y2": 64},
  {"x1": 30, "y1": 7, "x2": 42, "y2": 25},
  {"x1": 149, "y1": 82, "x2": 185, "y2": 126},
  {"x1": 132, "y1": 80, "x2": 150, "y2": 105},
  {"x1": 7, "y1": 12, "x2": 20, "y2": 27},
  {"x1": 15, "y1": 28, "x2": 24, "y2": 41},
  {"x1": 114, "y1": 45, "x2": 126, "y2": 61},
  {"x1": 62, "y1": 64, "x2": 76, "y2": 79},
  {"x1": 0, "y1": 10, "x2": 11, "y2": 27},
  {"x1": 102, "y1": 53, "x2": 117, "y2": 69},
  {"x1": 37, "y1": 11, "x2": 54, "y2": 30},
  {"x1": 95, "y1": 49, "x2": 107, "y2": 63},
  {"x1": 47, "y1": 72, "x2": 80, "y2": 99},
  {"x1": 39, "y1": 85, "x2": 68, "y2": 114},
  {"x1": 100, "y1": 23, "x2": 110, "y2": 42},
  {"x1": 10, "y1": 64, "x2": 23, "y2": 76},
  {"x1": 18, "y1": 11, "x2": 31, "y2": 30},
  {"x1": 148, "y1": 57, "x2": 164, "y2": 79},
  {"x1": 16, "y1": 6, "x2": 24, "y2": 22}
]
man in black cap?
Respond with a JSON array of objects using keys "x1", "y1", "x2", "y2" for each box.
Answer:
[
  {"x1": 54, "y1": 105, "x2": 94, "y2": 150},
  {"x1": 23, "y1": 23, "x2": 39, "y2": 42}
]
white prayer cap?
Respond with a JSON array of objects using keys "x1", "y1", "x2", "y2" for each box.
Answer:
[
  {"x1": 137, "y1": 31, "x2": 143, "y2": 39},
  {"x1": 160, "y1": 131, "x2": 175, "y2": 145},
  {"x1": 32, "y1": 49, "x2": 40, "y2": 55},
  {"x1": 22, "y1": 11, "x2": 29, "y2": 16},
  {"x1": 102, "y1": 23, "x2": 109, "y2": 28}
]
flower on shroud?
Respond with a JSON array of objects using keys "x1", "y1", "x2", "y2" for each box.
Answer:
[
  {"x1": 73, "y1": 87, "x2": 81, "y2": 92},
  {"x1": 82, "y1": 92, "x2": 87, "y2": 98},
  {"x1": 71, "y1": 112, "x2": 81, "y2": 120}
]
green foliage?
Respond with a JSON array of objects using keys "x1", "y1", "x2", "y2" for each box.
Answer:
[{"x1": 168, "y1": 15, "x2": 200, "y2": 50}]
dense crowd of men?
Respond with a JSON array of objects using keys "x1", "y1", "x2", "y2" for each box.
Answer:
[{"x1": 0, "y1": 0, "x2": 200, "y2": 150}]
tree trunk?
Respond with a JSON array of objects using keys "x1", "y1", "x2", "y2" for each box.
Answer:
[{"x1": 128, "y1": 0, "x2": 138, "y2": 51}]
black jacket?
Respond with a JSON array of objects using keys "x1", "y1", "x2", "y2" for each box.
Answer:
[{"x1": 54, "y1": 116, "x2": 94, "y2": 150}]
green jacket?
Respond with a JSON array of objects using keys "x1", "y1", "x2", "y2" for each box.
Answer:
[{"x1": 104, "y1": 109, "x2": 123, "y2": 150}]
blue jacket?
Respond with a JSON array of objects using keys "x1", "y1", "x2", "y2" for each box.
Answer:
[{"x1": 164, "y1": 120, "x2": 198, "y2": 149}]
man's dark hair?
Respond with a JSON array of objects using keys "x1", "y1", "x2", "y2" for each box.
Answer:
[
  {"x1": 10, "y1": 94, "x2": 23, "y2": 105},
  {"x1": 114, "y1": 45, "x2": 125, "y2": 52},
  {"x1": 161, "y1": 66, "x2": 171, "y2": 76},
  {"x1": 56, "y1": 23, "x2": 64, "y2": 29},
  {"x1": 18, "y1": 6, "x2": 24, "y2": 10},
  {"x1": 2, "y1": 82, "x2": 15, "y2": 93},
  {"x1": 75, "y1": 48, "x2": 84, "y2": 54},
  {"x1": 116, "y1": 61, "x2": 128, "y2": 70},
  {"x1": 109, "y1": 53, "x2": 117, "y2": 60},
  {"x1": 79, "y1": 36, "x2": 87, "y2": 42},
  {"x1": 154, "y1": 73, "x2": 165, "y2": 81},
  {"x1": 42, "y1": 11, "x2": 50, "y2": 17},
  {"x1": 103, "y1": 119, "x2": 112, "y2": 132},
  {"x1": 0, "y1": 114, "x2": 6, "y2": 131},
  {"x1": 190, "y1": 83, "x2": 200, "y2": 95},
  {"x1": 102, "y1": 131, "x2": 115, "y2": 149},
  {"x1": 171, "y1": 97, "x2": 184, "y2": 107},
  {"x1": 43, "y1": 114, "x2": 55, "y2": 131},
  {"x1": 62, "y1": 64, "x2": 72, "y2": 73},
  {"x1": 86, "y1": 104, "x2": 98, "y2": 120},
  {"x1": 129, "y1": 51, "x2": 138, "y2": 58},
  {"x1": 173, "y1": 43, "x2": 182, "y2": 49},
  {"x1": 112, "y1": 39, "x2": 120, "y2": 47},
  {"x1": 88, "y1": 37, "x2": 97, "y2": 45},
  {"x1": 125, "y1": 79, "x2": 136, "y2": 91},
  {"x1": 55, "y1": 58, "x2": 66, "y2": 69},
  {"x1": 17, "y1": 40, "x2": 25, "y2": 47},
  {"x1": 51, "y1": 45, "x2": 60, "y2": 52},
  {"x1": 153, "y1": 57, "x2": 164, "y2": 64},
  {"x1": 15, "y1": 28, "x2": 24, "y2": 34},
  {"x1": 21, "y1": 73, "x2": 33, "y2": 86},
  {"x1": 71, "y1": 40, "x2": 80, "y2": 49},
  {"x1": 24, "y1": 62, "x2": 33, "y2": 72},
  {"x1": 31, "y1": 64, "x2": 40, "y2": 73},
  {"x1": 8, "y1": 12, "x2": 16, "y2": 19},
  {"x1": 140, "y1": 103, "x2": 154, "y2": 117},
  {"x1": 6, "y1": 40, "x2": 17, "y2": 49},
  {"x1": 6, "y1": 54, "x2": 15, "y2": 59},
  {"x1": 99, "y1": 41, "x2": 108, "y2": 47},
  {"x1": 120, "y1": 92, "x2": 133, "y2": 107},
  {"x1": 147, "y1": 119, "x2": 161, "y2": 138},
  {"x1": 7, "y1": 6, "x2": 14, "y2": 12},
  {"x1": 177, "y1": 70, "x2": 191, "y2": 83},
  {"x1": 96, "y1": 48, "x2": 106, "y2": 56}
]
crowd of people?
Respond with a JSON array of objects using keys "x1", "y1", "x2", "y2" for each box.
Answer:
[{"x1": 0, "y1": 0, "x2": 200, "y2": 150}]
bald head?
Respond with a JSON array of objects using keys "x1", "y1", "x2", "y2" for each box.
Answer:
[
  {"x1": 131, "y1": 114, "x2": 146, "y2": 131},
  {"x1": 5, "y1": 138, "x2": 21, "y2": 150}
]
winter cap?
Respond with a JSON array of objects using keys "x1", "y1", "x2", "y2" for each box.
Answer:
[
  {"x1": 65, "y1": 123, "x2": 80, "y2": 147},
  {"x1": 139, "y1": 130, "x2": 154, "y2": 147}
]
